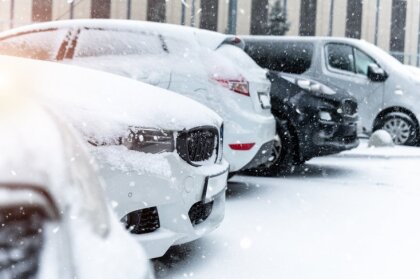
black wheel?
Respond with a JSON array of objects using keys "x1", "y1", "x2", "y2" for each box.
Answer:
[
  {"x1": 247, "y1": 119, "x2": 300, "y2": 176},
  {"x1": 269, "y1": 119, "x2": 300, "y2": 172},
  {"x1": 375, "y1": 112, "x2": 418, "y2": 146}
]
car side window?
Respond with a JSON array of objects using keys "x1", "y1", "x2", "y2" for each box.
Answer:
[
  {"x1": 0, "y1": 29, "x2": 68, "y2": 61},
  {"x1": 354, "y1": 48, "x2": 377, "y2": 76},
  {"x1": 326, "y1": 43, "x2": 355, "y2": 73},
  {"x1": 73, "y1": 29, "x2": 166, "y2": 58},
  {"x1": 246, "y1": 41, "x2": 314, "y2": 74}
]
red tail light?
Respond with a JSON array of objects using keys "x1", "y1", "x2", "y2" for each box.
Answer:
[
  {"x1": 229, "y1": 143, "x2": 255, "y2": 151},
  {"x1": 213, "y1": 77, "x2": 250, "y2": 96}
]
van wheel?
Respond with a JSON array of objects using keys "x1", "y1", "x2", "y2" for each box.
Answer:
[{"x1": 376, "y1": 112, "x2": 418, "y2": 145}]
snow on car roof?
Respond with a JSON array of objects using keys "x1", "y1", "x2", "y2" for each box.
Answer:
[
  {"x1": 0, "y1": 19, "x2": 228, "y2": 51},
  {"x1": 0, "y1": 55, "x2": 222, "y2": 143}
]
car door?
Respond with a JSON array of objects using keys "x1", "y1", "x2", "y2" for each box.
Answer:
[
  {"x1": 62, "y1": 27, "x2": 171, "y2": 89},
  {"x1": 321, "y1": 42, "x2": 385, "y2": 134}
]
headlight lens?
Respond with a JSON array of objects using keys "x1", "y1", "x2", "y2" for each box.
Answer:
[
  {"x1": 122, "y1": 128, "x2": 175, "y2": 153},
  {"x1": 319, "y1": 111, "x2": 333, "y2": 121}
]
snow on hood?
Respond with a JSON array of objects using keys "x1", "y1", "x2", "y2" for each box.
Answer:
[
  {"x1": 0, "y1": 55, "x2": 222, "y2": 142},
  {"x1": 0, "y1": 95, "x2": 109, "y2": 218},
  {"x1": 0, "y1": 96, "x2": 68, "y2": 194}
]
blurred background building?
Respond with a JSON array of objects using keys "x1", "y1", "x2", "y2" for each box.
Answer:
[{"x1": 0, "y1": 0, "x2": 418, "y2": 65}]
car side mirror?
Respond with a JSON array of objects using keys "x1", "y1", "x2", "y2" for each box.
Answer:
[{"x1": 367, "y1": 64, "x2": 387, "y2": 82}]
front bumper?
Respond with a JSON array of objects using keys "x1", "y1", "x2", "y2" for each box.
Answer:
[
  {"x1": 91, "y1": 146, "x2": 229, "y2": 259},
  {"x1": 298, "y1": 116, "x2": 359, "y2": 160}
]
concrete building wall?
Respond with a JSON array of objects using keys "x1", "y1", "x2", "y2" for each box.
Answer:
[
  {"x1": 13, "y1": 0, "x2": 32, "y2": 27},
  {"x1": 111, "y1": 0, "x2": 127, "y2": 19},
  {"x1": 316, "y1": 0, "x2": 330, "y2": 36},
  {"x1": 0, "y1": 1, "x2": 11, "y2": 31},
  {"x1": 286, "y1": 0, "x2": 301, "y2": 36},
  {"x1": 166, "y1": 0, "x2": 182, "y2": 25},
  {"x1": 236, "y1": 0, "x2": 252, "y2": 34}
]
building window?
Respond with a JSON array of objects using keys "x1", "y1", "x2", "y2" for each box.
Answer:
[
  {"x1": 251, "y1": 0, "x2": 268, "y2": 35},
  {"x1": 345, "y1": 0, "x2": 363, "y2": 39},
  {"x1": 299, "y1": 0, "x2": 317, "y2": 36},
  {"x1": 32, "y1": 0, "x2": 52, "y2": 22},
  {"x1": 91, "y1": 0, "x2": 111, "y2": 18},
  {"x1": 390, "y1": 0, "x2": 407, "y2": 62},
  {"x1": 147, "y1": 0, "x2": 166, "y2": 23},
  {"x1": 200, "y1": 0, "x2": 218, "y2": 31}
]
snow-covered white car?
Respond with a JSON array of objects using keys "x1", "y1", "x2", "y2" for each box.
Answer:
[
  {"x1": 0, "y1": 20, "x2": 277, "y2": 174},
  {"x1": 0, "y1": 95, "x2": 151, "y2": 278},
  {"x1": 0, "y1": 55, "x2": 229, "y2": 259}
]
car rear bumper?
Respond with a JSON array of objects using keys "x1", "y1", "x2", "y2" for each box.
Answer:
[
  {"x1": 239, "y1": 139, "x2": 279, "y2": 171},
  {"x1": 223, "y1": 114, "x2": 276, "y2": 172}
]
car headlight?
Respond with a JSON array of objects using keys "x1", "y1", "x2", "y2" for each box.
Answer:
[
  {"x1": 217, "y1": 123, "x2": 224, "y2": 163},
  {"x1": 319, "y1": 111, "x2": 333, "y2": 121},
  {"x1": 121, "y1": 128, "x2": 175, "y2": 153}
]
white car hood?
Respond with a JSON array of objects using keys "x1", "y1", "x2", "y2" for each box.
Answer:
[
  {"x1": 0, "y1": 55, "x2": 222, "y2": 142},
  {"x1": 0, "y1": 96, "x2": 150, "y2": 279}
]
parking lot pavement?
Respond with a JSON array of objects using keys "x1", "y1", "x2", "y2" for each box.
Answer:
[{"x1": 153, "y1": 141, "x2": 420, "y2": 279}]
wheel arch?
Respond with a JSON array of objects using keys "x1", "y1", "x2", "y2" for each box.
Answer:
[
  {"x1": 373, "y1": 106, "x2": 420, "y2": 132},
  {"x1": 272, "y1": 110, "x2": 302, "y2": 162}
]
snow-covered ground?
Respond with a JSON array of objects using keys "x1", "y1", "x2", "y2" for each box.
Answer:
[{"x1": 153, "y1": 140, "x2": 420, "y2": 279}]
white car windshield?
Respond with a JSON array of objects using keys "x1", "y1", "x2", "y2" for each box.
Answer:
[{"x1": 358, "y1": 40, "x2": 405, "y2": 70}]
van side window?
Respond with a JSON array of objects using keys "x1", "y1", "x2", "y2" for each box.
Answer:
[
  {"x1": 354, "y1": 48, "x2": 377, "y2": 75},
  {"x1": 245, "y1": 41, "x2": 314, "y2": 74},
  {"x1": 0, "y1": 29, "x2": 68, "y2": 61},
  {"x1": 326, "y1": 44, "x2": 355, "y2": 73},
  {"x1": 74, "y1": 29, "x2": 165, "y2": 58}
]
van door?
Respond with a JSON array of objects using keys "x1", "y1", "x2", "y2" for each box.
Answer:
[{"x1": 322, "y1": 43, "x2": 385, "y2": 134}]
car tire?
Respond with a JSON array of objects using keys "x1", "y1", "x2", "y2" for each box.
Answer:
[
  {"x1": 269, "y1": 119, "x2": 300, "y2": 172},
  {"x1": 376, "y1": 112, "x2": 419, "y2": 146},
  {"x1": 245, "y1": 119, "x2": 299, "y2": 176}
]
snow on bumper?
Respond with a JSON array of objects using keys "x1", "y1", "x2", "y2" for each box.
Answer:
[{"x1": 91, "y1": 146, "x2": 229, "y2": 259}]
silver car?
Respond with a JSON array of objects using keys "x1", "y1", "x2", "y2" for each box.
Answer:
[{"x1": 244, "y1": 36, "x2": 420, "y2": 145}]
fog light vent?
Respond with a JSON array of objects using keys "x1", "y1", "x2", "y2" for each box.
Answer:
[
  {"x1": 122, "y1": 207, "x2": 160, "y2": 234},
  {"x1": 188, "y1": 201, "x2": 214, "y2": 226}
]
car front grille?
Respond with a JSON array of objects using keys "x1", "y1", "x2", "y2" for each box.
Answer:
[
  {"x1": 176, "y1": 126, "x2": 219, "y2": 166},
  {"x1": 341, "y1": 99, "x2": 358, "y2": 116}
]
